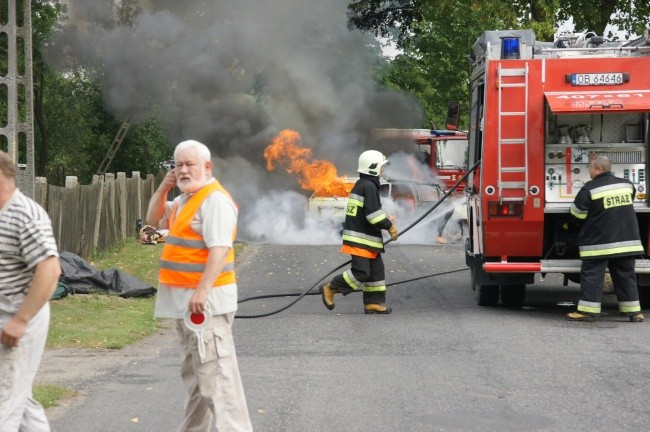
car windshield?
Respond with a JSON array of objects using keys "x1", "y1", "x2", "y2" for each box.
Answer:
[
  {"x1": 435, "y1": 139, "x2": 469, "y2": 169},
  {"x1": 380, "y1": 181, "x2": 442, "y2": 205}
]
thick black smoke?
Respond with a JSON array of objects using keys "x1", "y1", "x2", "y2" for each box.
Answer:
[{"x1": 46, "y1": 0, "x2": 426, "y2": 242}]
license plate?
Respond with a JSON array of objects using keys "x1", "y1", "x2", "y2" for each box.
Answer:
[{"x1": 571, "y1": 73, "x2": 624, "y2": 86}]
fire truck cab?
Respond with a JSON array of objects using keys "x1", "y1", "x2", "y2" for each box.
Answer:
[
  {"x1": 371, "y1": 128, "x2": 469, "y2": 191},
  {"x1": 466, "y1": 29, "x2": 650, "y2": 308}
]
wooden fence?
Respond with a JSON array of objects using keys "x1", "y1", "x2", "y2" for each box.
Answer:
[{"x1": 34, "y1": 171, "x2": 166, "y2": 259}]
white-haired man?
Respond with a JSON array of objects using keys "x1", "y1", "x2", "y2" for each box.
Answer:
[{"x1": 147, "y1": 140, "x2": 253, "y2": 431}]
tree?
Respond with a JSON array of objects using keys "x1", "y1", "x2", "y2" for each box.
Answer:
[
  {"x1": 349, "y1": 0, "x2": 649, "y2": 44},
  {"x1": 347, "y1": 0, "x2": 422, "y2": 47},
  {"x1": 557, "y1": 0, "x2": 650, "y2": 39},
  {"x1": 32, "y1": 1, "x2": 66, "y2": 176},
  {"x1": 356, "y1": 0, "x2": 524, "y2": 128},
  {"x1": 348, "y1": 0, "x2": 649, "y2": 127},
  {"x1": 28, "y1": 0, "x2": 173, "y2": 182}
]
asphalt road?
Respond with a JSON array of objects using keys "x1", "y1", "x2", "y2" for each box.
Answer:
[{"x1": 43, "y1": 242, "x2": 649, "y2": 431}]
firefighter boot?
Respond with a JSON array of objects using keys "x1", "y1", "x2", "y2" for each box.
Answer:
[
  {"x1": 364, "y1": 304, "x2": 392, "y2": 314},
  {"x1": 565, "y1": 311, "x2": 596, "y2": 322},
  {"x1": 629, "y1": 313, "x2": 645, "y2": 323},
  {"x1": 320, "y1": 282, "x2": 338, "y2": 310}
]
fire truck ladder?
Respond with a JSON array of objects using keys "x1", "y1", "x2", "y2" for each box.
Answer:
[{"x1": 497, "y1": 63, "x2": 529, "y2": 203}]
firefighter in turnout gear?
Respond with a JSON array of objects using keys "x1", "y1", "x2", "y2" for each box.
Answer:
[
  {"x1": 568, "y1": 156, "x2": 645, "y2": 322},
  {"x1": 320, "y1": 150, "x2": 399, "y2": 314}
]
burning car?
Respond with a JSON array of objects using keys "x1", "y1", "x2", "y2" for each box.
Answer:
[
  {"x1": 308, "y1": 177, "x2": 467, "y2": 240},
  {"x1": 263, "y1": 129, "x2": 466, "y2": 242}
]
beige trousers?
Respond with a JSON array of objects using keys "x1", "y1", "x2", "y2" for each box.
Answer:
[{"x1": 175, "y1": 313, "x2": 253, "y2": 432}]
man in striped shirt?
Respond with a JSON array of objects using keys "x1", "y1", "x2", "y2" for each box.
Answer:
[{"x1": 0, "y1": 151, "x2": 61, "y2": 431}]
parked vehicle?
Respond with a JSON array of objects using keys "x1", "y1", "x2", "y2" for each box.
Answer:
[{"x1": 371, "y1": 128, "x2": 469, "y2": 191}]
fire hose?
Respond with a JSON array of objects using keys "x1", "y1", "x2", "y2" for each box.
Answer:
[{"x1": 236, "y1": 159, "x2": 482, "y2": 319}]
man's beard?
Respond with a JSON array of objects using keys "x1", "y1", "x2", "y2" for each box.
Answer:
[{"x1": 177, "y1": 175, "x2": 207, "y2": 193}]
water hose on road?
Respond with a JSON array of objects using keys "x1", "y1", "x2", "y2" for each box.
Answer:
[{"x1": 236, "y1": 160, "x2": 481, "y2": 319}]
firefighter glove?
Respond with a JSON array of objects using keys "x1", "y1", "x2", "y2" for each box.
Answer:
[{"x1": 388, "y1": 224, "x2": 399, "y2": 241}]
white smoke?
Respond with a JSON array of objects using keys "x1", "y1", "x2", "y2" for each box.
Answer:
[
  {"x1": 243, "y1": 190, "x2": 341, "y2": 245},
  {"x1": 383, "y1": 152, "x2": 467, "y2": 245}
]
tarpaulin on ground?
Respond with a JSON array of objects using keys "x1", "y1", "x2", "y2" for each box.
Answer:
[{"x1": 59, "y1": 250, "x2": 157, "y2": 298}]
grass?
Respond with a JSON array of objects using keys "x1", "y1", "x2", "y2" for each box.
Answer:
[
  {"x1": 35, "y1": 239, "x2": 245, "y2": 409},
  {"x1": 48, "y1": 293, "x2": 158, "y2": 349},
  {"x1": 47, "y1": 239, "x2": 163, "y2": 350},
  {"x1": 33, "y1": 385, "x2": 77, "y2": 409}
]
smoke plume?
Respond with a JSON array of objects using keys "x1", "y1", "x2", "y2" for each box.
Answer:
[{"x1": 46, "y1": 0, "x2": 434, "y2": 243}]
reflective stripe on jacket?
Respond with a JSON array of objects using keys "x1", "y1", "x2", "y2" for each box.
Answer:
[
  {"x1": 159, "y1": 181, "x2": 237, "y2": 288},
  {"x1": 570, "y1": 172, "x2": 644, "y2": 259},
  {"x1": 341, "y1": 175, "x2": 393, "y2": 254}
]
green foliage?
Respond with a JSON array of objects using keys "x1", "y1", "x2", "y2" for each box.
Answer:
[
  {"x1": 118, "y1": 116, "x2": 174, "y2": 177},
  {"x1": 378, "y1": 0, "x2": 522, "y2": 128},
  {"x1": 27, "y1": 1, "x2": 172, "y2": 183},
  {"x1": 557, "y1": 0, "x2": 649, "y2": 39},
  {"x1": 347, "y1": 0, "x2": 422, "y2": 46},
  {"x1": 35, "y1": 73, "x2": 108, "y2": 183},
  {"x1": 525, "y1": 0, "x2": 561, "y2": 42},
  {"x1": 350, "y1": 0, "x2": 648, "y2": 128},
  {"x1": 33, "y1": 70, "x2": 172, "y2": 183}
]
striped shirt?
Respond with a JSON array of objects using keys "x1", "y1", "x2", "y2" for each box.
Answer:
[{"x1": 0, "y1": 189, "x2": 59, "y2": 302}]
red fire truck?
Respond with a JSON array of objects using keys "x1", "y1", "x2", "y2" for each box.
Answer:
[
  {"x1": 465, "y1": 29, "x2": 650, "y2": 308},
  {"x1": 371, "y1": 128, "x2": 469, "y2": 191}
]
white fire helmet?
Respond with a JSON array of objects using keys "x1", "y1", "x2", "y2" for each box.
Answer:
[{"x1": 358, "y1": 150, "x2": 389, "y2": 176}]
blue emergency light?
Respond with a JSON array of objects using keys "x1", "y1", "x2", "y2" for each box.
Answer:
[
  {"x1": 501, "y1": 37, "x2": 520, "y2": 59},
  {"x1": 430, "y1": 130, "x2": 456, "y2": 136}
]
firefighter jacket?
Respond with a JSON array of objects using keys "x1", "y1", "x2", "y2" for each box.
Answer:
[
  {"x1": 159, "y1": 181, "x2": 237, "y2": 288},
  {"x1": 570, "y1": 171, "x2": 644, "y2": 259},
  {"x1": 341, "y1": 174, "x2": 393, "y2": 254}
]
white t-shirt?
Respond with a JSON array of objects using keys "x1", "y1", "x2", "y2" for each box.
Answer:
[{"x1": 154, "y1": 179, "x2": 239, "y2": 318}]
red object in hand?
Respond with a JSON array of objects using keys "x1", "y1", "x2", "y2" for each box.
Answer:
[
  {"x1": 184, "y1": 307, "x2": 211, "y2": 332},
  {"x1": 190, "y1": 313, "x2": 205, "y2": 325}
]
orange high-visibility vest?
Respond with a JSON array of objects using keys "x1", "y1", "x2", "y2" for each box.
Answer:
[{"x1": 159, "y1": 181, "x2": 237, "y2": 288}]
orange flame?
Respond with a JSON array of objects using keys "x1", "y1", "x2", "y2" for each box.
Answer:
[{"x1": 264, "y1": 129, "x2": 353, "y2": 197}]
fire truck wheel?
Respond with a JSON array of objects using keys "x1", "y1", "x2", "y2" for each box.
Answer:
[
  {"x1": 500, "y1": 284, "x2": 526, "y2": 309},
  {"x1": 473, "y1": 267, "x2": 499, "y2": 306},
  {"x1": 476, "y1": 285, "x2": 499, "y2": 306}
]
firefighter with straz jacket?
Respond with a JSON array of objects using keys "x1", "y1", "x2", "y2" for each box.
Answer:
[
  {"x1": 568, "y1": 155, "x2": 645, "y2": 322},
  {"x1": 320, "y1": 150, "x2": 399, "y2": 314}
]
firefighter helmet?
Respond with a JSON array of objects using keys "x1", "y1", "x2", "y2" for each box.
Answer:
[{"x1": 358, "y1": 150, "x2": 388, "y2": 176}]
